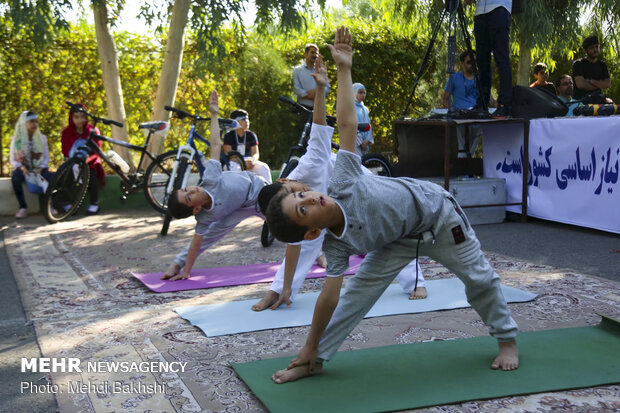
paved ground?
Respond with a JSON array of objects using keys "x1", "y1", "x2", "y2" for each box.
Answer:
[{"x1": 0, "y1": 210, "x2": 618, "y2": 412}]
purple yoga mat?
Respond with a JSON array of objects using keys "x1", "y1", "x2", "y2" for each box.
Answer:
[{"x1": 131, "y1": 255, "x2": 364, "y2": 293}]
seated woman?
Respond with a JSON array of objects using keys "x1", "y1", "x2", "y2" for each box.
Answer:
[
  {"x1": 9, "y1": 111, "x2": 54, "y2": 218},
  {"x1": 223, "y1": 109, "x2": 272, "y2": 183},
  {"x1": 61, "y1": 103, "x2": 105, "y2": 214}
]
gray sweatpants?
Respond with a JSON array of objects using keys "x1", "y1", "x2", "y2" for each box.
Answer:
[{"x1": 317, "y1": 195, "x2": 518, "y2": 362}]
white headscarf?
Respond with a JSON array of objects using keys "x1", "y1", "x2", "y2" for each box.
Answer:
[
  {"x1": 12, "y1": 111, "x2": 44, "y2": 169},
  {"x1": 352, "y1": 83, "x2": 366, "y2": 103}
]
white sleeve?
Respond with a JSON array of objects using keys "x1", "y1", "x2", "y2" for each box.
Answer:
[
  {"x1": 9, "y1": 136, "x2": 22, "y2": 168},
  {"x1": 288, "y1": 123, "x2": 335, "y2": 192}
]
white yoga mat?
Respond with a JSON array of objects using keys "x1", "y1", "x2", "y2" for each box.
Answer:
[{"x1": 175, "y1": 278, "x2": 537, "y2": 337}]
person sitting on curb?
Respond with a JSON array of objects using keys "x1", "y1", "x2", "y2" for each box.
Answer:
[{"x1": 9, "y1": 111, "x2": 54, "y2": 218}]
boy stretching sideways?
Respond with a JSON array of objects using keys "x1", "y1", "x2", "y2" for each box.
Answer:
[
  {"x1": 253, "y1": 53, "x2": 426, "y2": 311},
  {"x1": 266, "y1": 26, "x2": 519, "y2": 384},
  {"x1": 162, "y1": 91, "x2": 267, "y2": 280}
]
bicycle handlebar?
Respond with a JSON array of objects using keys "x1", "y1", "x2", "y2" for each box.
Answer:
[
  {"x1": 65, "y1": 101, "x2": 124, "y2": 128},
  {"x1": 277, "y1": 97, "x2": 367, "y2": 131},
  {"x1": 164, "y1": 105, "x2": 210, "y2": 121}
]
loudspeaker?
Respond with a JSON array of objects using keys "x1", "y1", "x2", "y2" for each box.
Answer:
[{"x1": 510, "y1": 85, "x2": 568, "y2": 119}]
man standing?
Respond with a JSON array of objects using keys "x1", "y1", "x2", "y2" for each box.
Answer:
[
  {"x1": 572, "y1": 36, "x2": 612, "y2": 104},
  {"x1": 292, "y1": 44, "x2": 330, "y2": 109},
  {"x1": 441, "y1": 50, "x2": 483, "y2": 161},
  {"x1": 466, "y1": 0, "x2": 513, "y2": 118}
]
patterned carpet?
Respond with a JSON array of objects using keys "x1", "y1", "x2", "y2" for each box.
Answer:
[{"x1": 5, "y1": 214, "x2": 619, "y2": 412}]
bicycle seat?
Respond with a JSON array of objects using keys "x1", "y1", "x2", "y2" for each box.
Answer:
[{"x1": 139, "y1": 121, "x2": 170, "y2": 137}]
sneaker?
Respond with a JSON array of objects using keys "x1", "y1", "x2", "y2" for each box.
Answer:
[
  {"x1": 15, "y1": 208, "x2": 27, "y2": 219},
  {"x1": 86, "y1": 204, "x2": 100, "y2": 215},
  {"x1": 492, "y1": 105, "x2": 510, "y2": 119}
]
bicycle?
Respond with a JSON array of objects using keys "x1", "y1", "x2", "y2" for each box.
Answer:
[
  {"x1": 43, "y1": 102, "x2": 177, "y2": 223},
  {"x1": 159, "y1": 105, "x2": 245, "y2": 236},
  {"x1": 277, "y1": 95, "x2": 393, "y2": 179},
  {"x1": 256, "y1": 96, "x2": 393, "y2": 247}
]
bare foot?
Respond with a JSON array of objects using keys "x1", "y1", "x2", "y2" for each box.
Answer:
[
  {"x1": 251, "y1": 291, "x2": 278, "y2": 312},
  {"x1": 316, "y1": 253, "x2": 327, "y2": 268},
  {"x1": 272, "y1": 363, "x2": 323, "y2": 384},
  {"x1": 409, "y1": 286, "x2": 427, "y2": 300},
  {"x1": 491, "y1": 340, "x2": 519, "y2": 370}
]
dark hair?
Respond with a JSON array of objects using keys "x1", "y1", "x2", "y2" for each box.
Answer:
[
  {"x1": 459, "y1": 49, "x2": 476, "y2": 62},
  {"x1": 582, "y1": 35, "x2": 599, "y2": 49},
  {"x1": 26, "y1": 110, "x2": 37, "y2": 118},
  {"x1": 265, "y1": 191, "x2": 308, "y2": 243},
  {"x1": 557, "y1": 74, "x2": 572, "y2": 84},
  {"x1": 533, "y1": 62, "x2": 547, "y2": 75},
  {"x1": 167, "y1": 190, "x2": 193, "y2": 219},
  {"x1": 70, "y1": 103, "x2": 87, "y2": 114},
  {"x1": 229, "y1": 109, "x2": 248, "y2": 120},
  {"x1": 258, "y1": 182, "x2": 284, "y2": 215}
]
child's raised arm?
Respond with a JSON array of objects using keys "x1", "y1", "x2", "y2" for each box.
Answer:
[
  {"x1": 209, "y1": 90, "x2": 221, "y2": 161},
  {"x1": 311, "y1": 53, "x2": 328, "y2": 126},
  {"x1": 328, "y1": 26, "x2": 356, "y2": 153}
]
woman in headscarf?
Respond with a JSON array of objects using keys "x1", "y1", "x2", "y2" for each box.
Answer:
[
  {"x1": 352, "y1": 83, "x2": 374, "y2": 157},
  {"x1": 9, "y1": 111, "x2": 54, "y2": 218},
  {"x1": 61, "y1": 103, "x2": 105, "y2": 214}
]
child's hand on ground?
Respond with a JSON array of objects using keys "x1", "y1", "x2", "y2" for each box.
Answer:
[
  {"x1": 327, "y1": 26, "x2": 353, "y2": 69},
  {"x1": 287, "y1": 344, "x2": 319, "y2": 372},
  {"x1": 270, "y1": 288, "x2": 292, "y2": 310},
  {"x1": 311, "y1": 53, "x2": 329, "y2": 89}
]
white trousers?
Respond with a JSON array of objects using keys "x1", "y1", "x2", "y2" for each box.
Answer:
[{"x1": 269, "y1": 235, "x2": 425, "y2": 302}]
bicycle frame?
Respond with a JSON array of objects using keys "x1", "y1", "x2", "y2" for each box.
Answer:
[
  {"x1": 165, "y1": 119, "x2": 210, "y2": 196},
  {"x1": 80, "y1": 129, "x2": 169, "y2": 198}
]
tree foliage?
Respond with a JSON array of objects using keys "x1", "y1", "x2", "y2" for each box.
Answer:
[{"x1": 1, "y1": 0, "x2": 619, "y2": 176}]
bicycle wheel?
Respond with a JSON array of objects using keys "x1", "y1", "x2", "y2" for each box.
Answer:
[
  {"x1": 144, "y1": 150, "x2": 202, "y2": 214},
  {"x1": 362, "y1": 153, "x2": 393, "y2": 177},
  {"x1": 261, "y1": 221, "x2": 274, "y2": 247},
  {"x1": 280, "y1": 158, "x2": 299, "y2": 178},
  {"x1": 222, "y1": 150, "x2": 247, "y2": 171},
  {"x1": 43, "y1": 159, "x2": 90, "y2": 223}
]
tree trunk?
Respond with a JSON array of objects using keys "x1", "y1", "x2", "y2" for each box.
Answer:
[
  {"x1": 516, "y1": 34, "x2": 532, "y2": 87},
  {"x1": 146, "y1": 0, "x2": 191, "y2": 159},
  {"x1": 93, "y1": 1, "x2": 134, "y2": 168}
]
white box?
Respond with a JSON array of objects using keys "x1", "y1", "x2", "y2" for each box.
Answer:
[{"x1": 423, "y1": 177, "x2": 507, "y2": 225}]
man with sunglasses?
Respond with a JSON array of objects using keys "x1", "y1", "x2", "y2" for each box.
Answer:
[{"x1": 441, "y1": 50, "x2": 485, "y2": 167}]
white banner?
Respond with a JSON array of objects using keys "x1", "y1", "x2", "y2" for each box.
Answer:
[{"x1": 483, "y1": 117, "x2": 620, "y2": 234}]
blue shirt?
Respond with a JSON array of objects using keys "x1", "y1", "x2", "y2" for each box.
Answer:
[
  {"x1": 475, "y1": 0, "x2": 512, "y2": 15},
  {"x1": 292, "y1": 63, "x2": 330, "y2": 107},
  {"x1": 444, "y1": 71, "x2": 479, "y2": 109},
  {"x1": 558, "y1": 96, "x2": 583, "y2": 117}
]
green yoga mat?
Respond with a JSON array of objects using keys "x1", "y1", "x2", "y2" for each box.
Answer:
[{"x1": 232, "y1": 315, "x2": 620, "y2": 413}]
